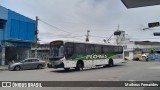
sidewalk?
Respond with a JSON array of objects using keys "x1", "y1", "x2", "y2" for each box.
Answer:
[{"x1": 0, "y1": 65, "x2": 8, "y2": 70}]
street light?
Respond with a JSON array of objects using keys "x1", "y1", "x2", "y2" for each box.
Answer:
[{"x1": 86, "y1": 30, "x2": 90, "y2": 42}]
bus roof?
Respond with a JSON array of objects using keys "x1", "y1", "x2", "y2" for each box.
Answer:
[{"x1": 50, "y1": 40, "x2": 123, "y2": 47}]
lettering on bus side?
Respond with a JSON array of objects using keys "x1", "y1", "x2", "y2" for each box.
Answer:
[{"x1": 86, "y1": 54, "x2": 108, "y2": 59}]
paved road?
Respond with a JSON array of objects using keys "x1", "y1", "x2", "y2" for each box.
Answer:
[{"x1": 0, "y1": 61, "x2": 160, "y2": 90}]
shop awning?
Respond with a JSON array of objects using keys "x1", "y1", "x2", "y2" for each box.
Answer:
[{"x1": 121, "y1": 0, "x2": 160, "y2": 8}]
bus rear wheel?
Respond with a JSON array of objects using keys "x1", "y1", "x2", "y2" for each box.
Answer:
[
  {"x1": 75, "y1": 61, "x2": 84, "y2": 71},
  {"x1": 108, "y1": 59, "x2": 114, "y2": 67}
]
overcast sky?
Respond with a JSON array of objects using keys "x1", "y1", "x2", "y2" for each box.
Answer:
[{"x1": 1, "y1": 0, "x2": 160, "y2": 43}]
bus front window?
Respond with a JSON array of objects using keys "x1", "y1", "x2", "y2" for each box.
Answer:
[
  {"x1": 53, "y1": 45, "x2": 64, "y2": 57},
  {"x1": 59, "y1": 45, "x2": 64, "y2": 57},
  {"x1": 50, "y1": 45, "x2": 64, "y2": 60},
  {"x1": 53, "y1": 47, "x2": 59, "y2": 56}
]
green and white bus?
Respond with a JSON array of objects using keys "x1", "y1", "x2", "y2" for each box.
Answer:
[{"x1": 47, "y1": 40, "x2": 124, "y2": 71}]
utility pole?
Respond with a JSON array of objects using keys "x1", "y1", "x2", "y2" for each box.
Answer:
[
  {"x1": 116, "y1": 25, "x2": 120, "y2": 45},
  {"x1": 35, "y1": 16, "x2": 39, "y2": 58},
  {"x1": 103, "y1": 39, "x2": 106, "y2": 43},
  {"x1": 86, "y1": 30, "x2": 90, "y2": 42}
]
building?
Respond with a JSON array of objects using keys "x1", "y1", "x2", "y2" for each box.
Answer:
[
  {"x1": 114, "y1": 30, "x2": 160, "y2": 60},
  {"x1": 133, "y1": 41, "x2": 160, "y2": 60},
  {"x1": 113, "y1": 30, "x2": 134, "y2": 60},
  {"x1": 0, "y1": 5, "x2": 36, "y2": 65},
  {"x1": 31, "y1": 44, "x2": 50, "y2": 61}
]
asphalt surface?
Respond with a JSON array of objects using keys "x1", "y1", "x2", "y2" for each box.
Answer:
[{"x1": 0, "y1": 61, "x2": 160, "y2": 90}]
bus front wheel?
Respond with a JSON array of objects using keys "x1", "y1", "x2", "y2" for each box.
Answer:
[{"x1": 75, "y1": 61, "x2": 84, "y2": 71}]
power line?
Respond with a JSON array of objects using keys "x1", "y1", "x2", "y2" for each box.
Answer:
[
  {"x1": 38, "y1": 19, "x2": 160, "y2": 41},
  {"x1": 38, "y1": 19, "x2": 154, "y2": 31},
  {"x1": 39, "y1": 19, "x2": 73, "y2": 34},
  {"x1": 45, "y1": 21, "x2": 146, "y2": 26},
  {"x1": 90, "y1": 35, "x2": 107, "y2": 38},
  {"x1": 38, "y1": 19, "x2": 87, "y2": 39}
]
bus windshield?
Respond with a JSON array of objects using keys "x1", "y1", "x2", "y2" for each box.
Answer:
[
  {"x1": 52, "y1": 45, "x2": 64, "y2": 57},
  {"x1": 50, "y1": 41, "x2": 64, "y2": 60}
]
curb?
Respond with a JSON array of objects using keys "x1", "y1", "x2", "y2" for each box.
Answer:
[
  {"x1": 0, "y1": 65, "x2": 8, "y2": 71},
  {"x1": 0, "y1": 69, "x2": 8, "y2": 71},
  {"x1": 0, "y1": 67, "x2": 8, "y2": 71}
]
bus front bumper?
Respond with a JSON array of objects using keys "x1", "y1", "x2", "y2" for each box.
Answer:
[{"x1": 47, "y1": 62, "x2": 64, "y2": 68}]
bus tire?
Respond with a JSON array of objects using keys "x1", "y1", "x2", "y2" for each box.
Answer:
[
  {"x1": 108, "y1": 59, "x2": 114, "y2": 67},
  {"x1": 75, "y1": 61, "x2": 84, "y2": 71}
]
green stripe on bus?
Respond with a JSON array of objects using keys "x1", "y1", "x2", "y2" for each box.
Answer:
[{"x1": 70, "y1": 53, "x2": 117, "y2": 60}]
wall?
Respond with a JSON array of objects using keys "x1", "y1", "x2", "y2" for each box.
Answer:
[
  {"x1": 0, "y1": 46, "x2": 2, "y2": 65},
  {"x1": 4, "y1": 10, "x2": 36, "y2": 41},
  {"x1": 0, "y1": 6, "x2": 8, "y2": 41},
  {"x1": 135, "y1": 44, "x2": 160, "y2": 49},
  {"x1": 0, "y1": 6, "x2": 35, "y2": 65},
  {"x1": 114, "y1": 31, "x2": 125, "y2": 44},
  {"x1": 129, "y1": 51, "x2": 133, "y2": 59},
  {"x1": 0, "y1": 6, "x2": 8, "y2": 20}
]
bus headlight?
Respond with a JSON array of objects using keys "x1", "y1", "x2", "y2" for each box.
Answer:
[{"x1": 57, "y1": 60, "x2": 63, "y2": 64}]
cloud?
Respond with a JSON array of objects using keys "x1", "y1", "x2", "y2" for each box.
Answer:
[{"x1": 1, "y1": 0, "x2": 160, "y2": 43}]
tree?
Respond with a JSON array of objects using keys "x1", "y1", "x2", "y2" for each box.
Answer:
[{"x1": 150, "y1": 50, "x2": 156, "y2": 54}]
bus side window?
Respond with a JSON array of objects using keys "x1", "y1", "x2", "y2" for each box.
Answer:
[
  {"x1": 86, "y1": 44, "x2": 92, "y2": 54},
  {"x1": 119, "y1": 46, "x2": 123, "y2": 53},
  {"x1": 95, "y1": 45, "x2": 101, "y2": 54},
  {"x1": 101, "y1": 46, "x2": 104, "y2": 54},
  {"x1": 65, "y1": 43, "x2": 74, "y2": 59},
  {"x1": 75, "y1": 43, "x2": 85, "y2": 54},
  {"x1": 114, "y1": 46, "x2": 123, "y2": 54},
  {"x1": 114, "y1": 46, "x2": 119, "y2": 53},
  {"x1": 103, "y1": 46, "x2": 109, "y2": 53}
]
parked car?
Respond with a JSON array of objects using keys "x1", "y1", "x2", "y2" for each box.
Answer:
[{"x1": 8, "y1": 58, "x2": 46, "y2": 71}]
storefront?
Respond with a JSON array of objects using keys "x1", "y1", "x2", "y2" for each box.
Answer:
[
  {"x1": 0, "y1": 5, "x2": 36, "y2": 65},
  {"x1": 0, "y1": 40, "x2": 32, "y2": 65},
  {"x1": 0, "y1": 46, "x2": 2, "y2": 65}
]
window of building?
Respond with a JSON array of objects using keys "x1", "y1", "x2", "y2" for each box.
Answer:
[
  {"x1": 0, "y1": 19, "x2": 6, "y2": 29},
  {"x1": 124, "y1": 51, "x2": 129, "y2": 57}
]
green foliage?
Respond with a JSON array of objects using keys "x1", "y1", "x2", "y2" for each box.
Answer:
[{"x1": 150, "y1": 50, "x2": 156, "y2": 54}]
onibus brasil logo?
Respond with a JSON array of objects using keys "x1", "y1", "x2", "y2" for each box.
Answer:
[{"x1": 1, "y1": 82, "x2": 42, "y2": 87}]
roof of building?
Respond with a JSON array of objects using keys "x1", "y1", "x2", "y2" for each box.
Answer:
[
  {"x1": 135, "y1": 41, "x2": 160, "y2": 45},
  {"x1": 0, "y1": 5, "x2": 35, "y2": 21},
  {"x1": 121, "y1": 0, "x2": 160, "y2": 8}
]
